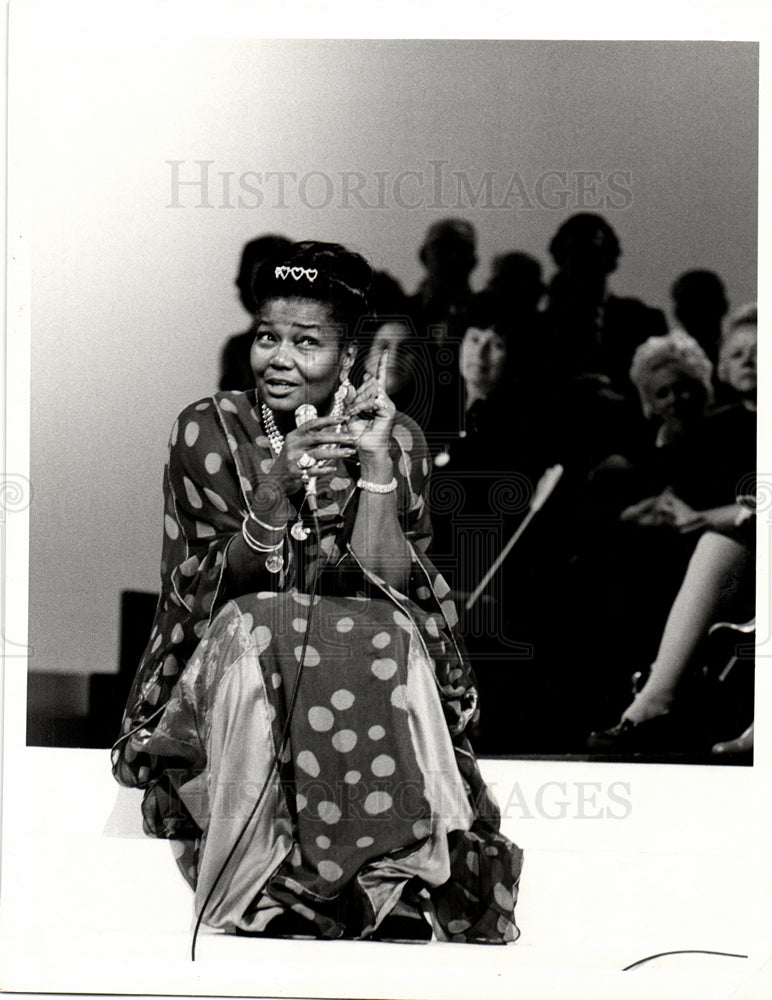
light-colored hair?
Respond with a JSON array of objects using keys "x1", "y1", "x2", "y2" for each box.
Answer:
[
  {"x1": 718, "y1": 302, "x2": 757, "y2": 385},
  {"x1": 629, "y1": 328, "x2": 714, "y2": 419}
]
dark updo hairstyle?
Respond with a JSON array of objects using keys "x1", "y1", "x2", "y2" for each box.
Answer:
[{"x1": 251, "y1": 240, "x2": 372, "y2": 340}]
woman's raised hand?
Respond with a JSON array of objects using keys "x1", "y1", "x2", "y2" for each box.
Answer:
[{"x1": 346, "y1": 352, "x2": 397, "y2": 468}]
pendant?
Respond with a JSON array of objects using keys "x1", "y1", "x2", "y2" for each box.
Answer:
[
  {"x1": 265, "y1": 554, "x2": 284, "y2": 574},
  {"x1": 291, "y1": 520, "x2": 310, "y2": 541}
]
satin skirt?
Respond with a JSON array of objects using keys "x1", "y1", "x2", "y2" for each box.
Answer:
[{"x1": 144, "y1": 590, "x2": 523, "y2": 942}]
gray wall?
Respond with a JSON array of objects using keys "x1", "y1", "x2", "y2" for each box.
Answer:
[{"x1": 25, "y1": 39, "x2": 758, "y2": 686}]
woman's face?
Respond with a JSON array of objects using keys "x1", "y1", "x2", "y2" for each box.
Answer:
[
  {"x1": 719, "y1": 324, "x2": 757, "y2": 396},
  {"x1": 251, "y1": 297, "x2": 353, "y2": 416},
  {"x1": 364, "y1": 322, "x2": 411, "y2": 395},
  {"x1": 459, "y1": 326, "x2": 509, "y2": 397},
  {"x1": 646, "y1": 363, "x2": 707, "y2": 427}
]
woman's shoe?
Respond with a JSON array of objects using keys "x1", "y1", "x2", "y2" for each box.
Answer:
[
  {"x1": 712, "y1": 722, "x2": 754, "y2": 756},
  {"x1": 586, "y1": 712, "x2": 677, "y2": 751}
]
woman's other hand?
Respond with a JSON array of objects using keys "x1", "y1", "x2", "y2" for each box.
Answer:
[
  {"x1": 263, "y1": 415, "x2": 357, "y2": 498},
  {"x1": 346, "y1": 369, "x2": 397, "y2": 473}
]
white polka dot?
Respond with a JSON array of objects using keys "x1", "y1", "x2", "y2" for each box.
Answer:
[
  {"x1": 164, "y1": 515, "x2": 179, "y2": 540},
  {"x1": 220, "y1": 398, "x2": 238, "y2": 413},
  {"x1": 295, "y1": 793, "x2": 307, "y2": 812},
  {"x1": 267, "y1": 702, "x2": 277, "y2": 722},
  {"x1": 331, "y1": 729, "x2": 357, "y2": 753},
  {"x1": 317, "y1": 860, "x2": 344, "y2": 882},
  {"x1": 260, "y1": 459, "x2": 274, "y2": 475},
  {"x1": 330, "y1": 689, "x2": 355, "y2": 711},
  {"x1": 494, "y1": 882, "x2": 514, "y2": 911},
  {"x1": 485, "y1": 846, "x2": 499, "y2": 857},
  {"x1": 412, "y1": 819, "x2": 431, "y2": 839},
  {"x1": 184, "y1": 422, "x2": 200, "y2": 447},
  {"x1": 297, "y1": 750, "x2": 320, "y2": 777},
  {"x1": 203, "y1": 487, "x2": 228, "y2": 511},
  {"x1": 179, "y1": 555, "x2": 199, "y2": 576},
  {"x1": 368, "y1": 725, "x2": 386, "y2": 741},
  {"x1": 425, "y1": 616, "x2": 440, "y2": 638},
  {"x1": 204, "y1": 452, "x2": 222, "y2": 475},
  {"x1": 356, "y1": 836, "x2": 374, "y2": 849},
  {"x1": 308, "y1": 706, "x2": 334, "y2": 732},
  {"x1": 372, "y1": 631, "x2": 391, "y2": 649},
  {"x1": 364, "y1": 791, "x2": 393, "y2": 815},
  {"x1": 466, "y1": 851, "x2": 479, "y2": 876},
  {"x1": 390, "y1": 685, "x2": 408, "y2": 710},
  {"x1": 195, "y1": 401, "x2": 210, "y2": 412},
  {"x1": 371, "y1": 658, "x2": 397, "y2": 680},
  {"x1": 240, "y1": 475, "x2": 253, "y2": 493},
  {"x1": 441, "y1": 600, "x2": 459, "y2": 627},
  {"x1": 193, "y1": 620, "x2": 208, "y2": 638},
  {"x1": 371, "y1": 754, "x2": 396, "y2": 777},
  {"x1": 316, "y1": 835, "x2": 331, "y2": 850},
  {"x1": 329, "y1": 477, "x2": 352, "y2": 491},
  {"x1": 226, "y1": 434, "x2": 238, "y2": 451},
  {"x1": 392, "y1": 611, "x2": 412, "y2": 631},
  {"x1": 254, "y1": 625, "x2": 272, "y2": 653},
  {"x1": 448, "y1": 919, "x2": 471, "y2": 934},
  {"x1": 239, "y1": 612, "x2": 253, "y2": 633},
  {"x1": 434, "y1": 575, "x2": 451, "y2": 599},
  {"x1": 336, "y1": 617, "x2": 354, "y2": 633},
  {"x1": 170, "y1": 420, "x2": 179, "y2": 446},
  {"x1": 257, "y1": 592, "x2": 277, "y2": 599},
  {"x1": 318, "y1": 801, "x2": 342, "y2": 825},
  {"x1": 295, "y1": 645, "x2": 320, "y2": 666},
  {"x1": 416, "y1": 586, "x2": 431, "y2": 601},
  {"x1": 292, "y1": 593, "x2": 312, "y2": 606},
  {"x1": 393, "y1": 424, "x2": 413, "y2": 452},
  {"x1": 271, "y1": 672, "x2": 282, "y2": 689},
  {"x1": 196, "y1": 522, "x2": 215, "y2": 538},
  {"x1": 344, "y1": 770, "x2": 361, "y2": 785},
  {"x1": 292, "y1": 617, "x2": 307, "y2": 633},
  {"x1": 162, "y1": 654, "x2": 179, "y2": 677},
  {"x1": 150, "y1": 634, "x2": 162, "y2": 652},
  {"x1": 171, "y1": 624, "x2": 184, "y2": 644}
]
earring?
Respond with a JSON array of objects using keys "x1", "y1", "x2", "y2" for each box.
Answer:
[{"x1": 331, "y1": 377, "x2": 351, "y2": 419}]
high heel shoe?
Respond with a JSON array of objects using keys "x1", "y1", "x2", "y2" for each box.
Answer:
[
  {"x1": 586, "y1": 712, "x2": 676, "y2": 751},
  {"x1": 712, "y1": 722, "x2": 753, "y2": 756}
]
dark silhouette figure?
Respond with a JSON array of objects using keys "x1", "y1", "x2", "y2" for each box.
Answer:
[{"x1": 670, "y1": 269, "x2": 729, "y2": 366}]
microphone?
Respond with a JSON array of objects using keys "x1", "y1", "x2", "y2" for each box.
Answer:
[{"x1": 294, "y1": 404, "x2": 319, "y2": 512}]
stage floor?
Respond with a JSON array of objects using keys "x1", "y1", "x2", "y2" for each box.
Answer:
[{"x1": 1, "y1": 747, "x2": 769, "y2": 999}]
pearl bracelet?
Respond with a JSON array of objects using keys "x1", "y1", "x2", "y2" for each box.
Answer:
[{"x1": 357, "y1": 477, "x2": 398, "y2": 494}]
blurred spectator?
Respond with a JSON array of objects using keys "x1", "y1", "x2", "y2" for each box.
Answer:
[
  {"x1": 670, "y1": 269, "x2": 729, "y2": 366},
  {"x1": 218, "y1": 234, "x2": 293, "y2": 390},
  {"x1": 543, "y1": 213, "x2": 667, "y2": 396},
  {"x1": 409, "y1": 217, "x2": 477, "y2": 342}
]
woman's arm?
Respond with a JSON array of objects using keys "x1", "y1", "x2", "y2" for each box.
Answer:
[
  {"x1": 349, "y1": 453, "x2": 412, "y2": 591},
  {"x1": 346, "y1": 372, "x2": 412, "y2": 592}
]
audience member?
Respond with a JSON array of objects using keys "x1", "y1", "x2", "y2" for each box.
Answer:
[
  {"x1": 543, "y1": 213, "x2": 667, "y2": 396},
  {"x1": 670, "y1": 269, "x2": 729, "y2": 366}
]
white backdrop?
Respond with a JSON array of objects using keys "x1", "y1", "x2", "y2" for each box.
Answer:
[{"x1": 17, "y1": 31, "x2": 758, "y2": 683}]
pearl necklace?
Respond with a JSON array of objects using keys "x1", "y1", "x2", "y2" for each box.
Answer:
[{"x1": 261, "y1": 403, "x2": 284, "y2": 456}]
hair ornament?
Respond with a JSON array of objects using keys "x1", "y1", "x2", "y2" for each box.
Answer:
[{"x1": 275, "y1": 265, "x2": 318, "y2": 283}]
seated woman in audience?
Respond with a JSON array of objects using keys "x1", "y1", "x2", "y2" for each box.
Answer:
[
  {"x1": 111, "y1": 241, "x2": 522, "y2": 944},
  {"x1": 428, "y1": 296, "x2": 561, "y2": 752},
  {"x1": 586, "y1": 310, "x2": 757, "y2": 746},
  {"x1": 588, "y1": 514, "x2": 754, "y2": 749}
]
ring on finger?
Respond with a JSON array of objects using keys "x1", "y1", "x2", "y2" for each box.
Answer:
[{"x1": 297, "y1": 452, "x2": 315, "y2": 470}]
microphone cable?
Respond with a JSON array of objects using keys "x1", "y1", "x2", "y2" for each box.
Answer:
[{"x1": 191, "y1": 505, "x2": 327, "y2": 961}]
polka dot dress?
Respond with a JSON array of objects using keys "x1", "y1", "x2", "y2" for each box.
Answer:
[{"x1": 113, "y1": 389, "x2": 522, "y2": 943}]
